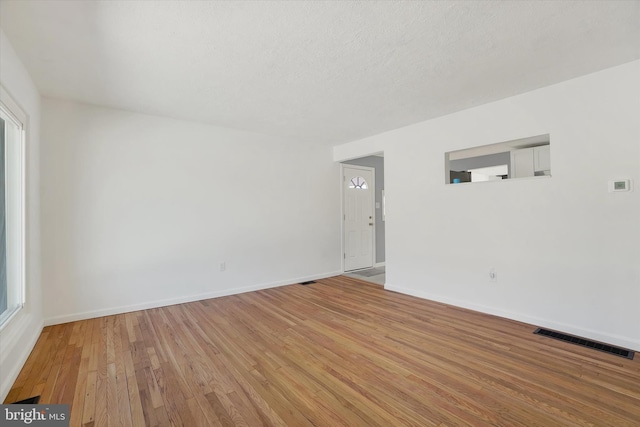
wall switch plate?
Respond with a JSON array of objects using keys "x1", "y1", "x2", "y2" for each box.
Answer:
[{"x1": 609, "y1": 179, "x2": 631, "y2": 192}]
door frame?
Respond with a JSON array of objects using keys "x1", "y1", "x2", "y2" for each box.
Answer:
[{"x1": 340, "y1": 164, "x2": 376, "y2": 272}]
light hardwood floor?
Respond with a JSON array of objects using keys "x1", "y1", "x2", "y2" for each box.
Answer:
[{"x1": 5, "y1": 276, "x2": 640, "y2": 426}]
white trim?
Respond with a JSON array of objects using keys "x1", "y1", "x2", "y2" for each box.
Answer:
[
  {"x1": 0, "y1": 85, "x2": 27, "y2": 127},
  {"x1": 385, "y1": 283, "x2": 640, "y2": 352},
  {"x1": 0, "y1": 316, "x2": 44, "y2": 401},
  {"x1": 0, "y1": 85, "x2": 27, "y2": 331},
  {"x1": 0, "y1": 306, "x2": 21, "y2": 332},
  {"x1": 374, "y1": 262, "x2": 386, "y2": 268},
  {"x1": 44, "y1": 270, "x2": 342, "y2": 326},
  {"x1": 341, "y1": 164, "x2": 376, "y2": 272}
]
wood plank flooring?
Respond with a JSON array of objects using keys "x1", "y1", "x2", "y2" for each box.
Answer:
[{"x1": 5, "y1": 276, "x2": 640, "y2": 426}]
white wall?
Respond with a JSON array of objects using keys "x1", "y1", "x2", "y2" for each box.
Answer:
[
  {"x1": 41, "y1": 99, "x2": 341, "y2": 324},
  {"x1": 0, "y1": 28, "x2": 43, "y2": 401},
  {"x1": 334, "y1": 60, "x2": 640, "y2": 350}
]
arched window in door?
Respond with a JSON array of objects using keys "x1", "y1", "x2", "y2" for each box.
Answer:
[{"x1": 349, "y1": 177, "x2": 368, "y2": 190}]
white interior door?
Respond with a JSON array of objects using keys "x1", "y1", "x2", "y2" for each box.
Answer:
[{"x1": 343, "y1": 166, "x2": 374, "y2": 271}]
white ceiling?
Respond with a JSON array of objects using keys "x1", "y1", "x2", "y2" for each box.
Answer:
[{"x1": 1, "y1": 1, "x2": 639, "y2": 145}]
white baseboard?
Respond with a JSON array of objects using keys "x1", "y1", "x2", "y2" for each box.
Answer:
[
  {"x1": 385, "y1": 283, "x2": 640, "y2": 352},
  {"x1": 44, "y1": 270, "x2": 342, "y2": 326},
  {"x1": 0, "y1": 316, "x2": 44, "y2": 402}
]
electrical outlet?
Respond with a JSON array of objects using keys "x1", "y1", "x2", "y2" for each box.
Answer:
[
  {"x1": 489, "y1": 268, "x2": 497, "y2": 282},
  {"x1": 220, "y1": 262, "x2": 226, "y2": 272}
]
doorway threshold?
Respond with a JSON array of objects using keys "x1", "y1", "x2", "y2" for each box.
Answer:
[{"x1": 344, "y1": 266, "x2": 385, "y2": 285}]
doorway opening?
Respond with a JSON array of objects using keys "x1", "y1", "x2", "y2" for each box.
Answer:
[{"x1": 341, "y1": 154, "x2": 385, "y2": 283}]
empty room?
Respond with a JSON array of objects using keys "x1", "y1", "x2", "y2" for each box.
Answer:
[{"x1": 1, "y1": 1, "x2": 639, "y2": 426}]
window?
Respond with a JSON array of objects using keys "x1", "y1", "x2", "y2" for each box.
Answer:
[
  {"x1": 0, "y1": 86, "x2": 25, "y2": 330},
  {"x1": 349, "y1": 177, "x2": 368, "y2": 190}
]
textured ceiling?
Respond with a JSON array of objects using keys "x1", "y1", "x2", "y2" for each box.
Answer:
[{"x1": 1, "y1": 1, "x2": 639, "y2": 145}]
